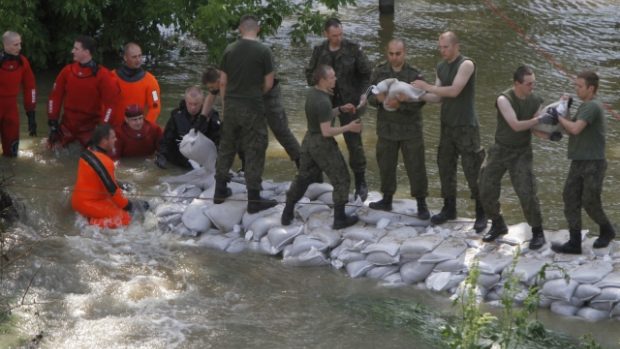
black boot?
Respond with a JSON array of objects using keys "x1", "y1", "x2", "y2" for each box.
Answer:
[
  {"x1": 333, "y1": 204, "x2": 358, "y2": 230},
  {"x1": 369, "y1": 194, "x2": 392, "y2": 211},
  {"x1": 482, "y1": 216, "x2": 508, "y2": 242},
  {"x1": 213, "y1": 180, "x2": 231, "y2": 204},
  {"x1": 529, "y1": 226, "x2": 546, "y2": 250},
  {"x1": 551, "y1": 229, "x2": 582, "y2": 254},
  {"x1": 416, "y1": 197, "x2": 430, "y2": 220},
  {"x1": 354, "y1": 172, "x2": 368, "y2": 201},
  {"x1": 593, "y1": 223, "x2": 616, "y2": 249},
  {"x1": 247, "y1": 189, "x2": 277, "y2": 214},
  {"x1": 473, "y1": 199, "x2": 487, "y2": 233},
  {"x1": 281, "y1": 201, "x2": 295, "y2": 226},
  {"x1": 430, "y1": 197, "x2": 456, "y2": 225}
]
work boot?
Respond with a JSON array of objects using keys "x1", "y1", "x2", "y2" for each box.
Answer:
[
  {"x1": 416, "y1": 197, "x2": 430, "y2": 220},
  {"x1": 482, "y1": 216, "x2": 508, "y2": 242},
  {"x1": 473, "y1": 199, "x2": 488, "y2": 233},
  {"x1": 529, "y1": 226, "x2": 546, "y2": 250},
  {"x1": 369, "y1": 194, "x2": 392, "y2": 211},
  {"x1": 551, "y1": 229, "x2": 582, "y2": 254},
  {"x1": 593, "y1": 223, "x2": 616, "y2": 249},
  {"x1": 354, "y1": 172, "x2": 368, "y2": 201},
  {"x1": 247, "y1": 189, "x2": 277, "y2": 214},
  {"x1": 213, "y1": 180, "x2": 231, "y2": 204},
  {"x1": 430, "y1": 197, "x2": 456, "y2": 225},
  {"x1": 333, "y1": 204, "x2": 358, "y2": 230},
  {"x1": 281, "y1": 201, "x2": 295, "y2": 226}
]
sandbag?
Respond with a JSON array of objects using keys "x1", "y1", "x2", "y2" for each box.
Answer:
[
  {"x1": 346, "y1": 260, "x2": 374, "y2": 278},
  {"x1": 198, "y1": 233, "x2": 234, "y2": 251},
  {"x1": 594, "y1": 271, "x2": 620, "y2": 288},
  {"x1": 286, "y1": 235, "x2": 329, "y2": 256},
  {"x1": 477, "y1": 273, "x2": 501, "y2": 289},
  {"x1": 161, "y1": 167, "x2": 212, "y2": 189},
  {"x1": 366, "y1": 252, "x2": 400, "y2": 266},
  {"x1": 204, "y1": 193, "x2": 247, "y2": 233},
  {"x1": 155, "y1": 202, "x2": 187, "y2": 217},
  {"x1": 426, "y1": 272, "x2": 466, "y2": 292},
  {"x1": 304, "y1": 183, "x2": 334, "y2": 200},
  {"x1": 297, "y1": 201, "x2": 331, "y2": 221},
  {"x1": 366, "y1": 265, "x2": 399, "y2": 279},
  {"x1": 568, "y1": 261, "x2": 613, "y2": 284},
  {"x1": 245, "y1": 212, "x2": 282, "y2": 241},
  {"x1": 419, "y1": 238, "x2": 467, "y2": 264},
  {"x1": 258, "y1": 236, "x2": 280, "y2": 255},
  {"x1": 226, "y1": 238, "x2": 248, "y2": 253},
  {"x1": 267, "y1": 225, "x2": 303, "y2": 250},
  {"x1": 400, "y1": 235, "x2": 444, "y2": 260},
  {"x1": 434, "y1": 253, "x2": 467, "y2": 273},
  {"x1": 380, "y1": 273, "x2": 406, "y2": 288},
  {"x1": 478, "y1": 251, "x2": 514, "y2": 275},
  {"x1": 306, "y1": 210, "x2": 332, "y2": 231},
  {"x1": 316, "y1": 191, "x2": 334, "y2": 206},
  {"x1": 513, "y1": 257, "x2": 549, "y2": 284},
  {"x1": 573, "y1": 284, "x2": 601, "y2": 302},
  {"x1": 343, "y1": 226, "x2": 386, "y2": 243},
  {"x1": 371, "y1": 78, "x2": 426, "y2": 111},
  {"x1": 380, "y1": 226, "x2": 419, "y2": 243},
  {"x1": 576, "y1": 307, "x2": 609, "y2": 322},
  {"x1": 282, "y1": 247, "x2": 330, "y2": 267},
  {"x1": 496, "y1": 222, "x2": 531, "y2": 245},
  {"x1": 182, "y1": 199, "x2": 211, "y2": 233},
  {"x1": 241, "y1": 205, "x2": 280, "y2": 230},
  {"x1": 541, "y1": 278, "x2": 579, "y2": 301},
  {"x1": 550, "y1": 301, "x2": 578, "y2": 317},
  {"x1": 590, "y1": 287, "x2": 620, "y2": 305},
  {"x1": 179, "y1": 129, "x2": 217, "y2": 169},
  {"x1": 362, "y1": 242, "x2": 400, "y2": 257},
  {"x1": 309, "y1": 227, "x2": 342, "y2": 248},
  {"x1": 400, "y1": 261, "x2": 435, "y2": 284}
]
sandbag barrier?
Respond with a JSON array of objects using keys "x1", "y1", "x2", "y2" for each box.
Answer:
[{"x1": 151, "y1": 173, "x2": 620, "y2": 322}]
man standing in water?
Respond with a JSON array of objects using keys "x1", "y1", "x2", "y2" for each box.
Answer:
[
  {"x1": 552, "y1": 71, "x2": 616, "y2": 254},
  {"x1": 212, "y1": 15, "x2": 278, "y2": 213},
  {"x1": 111, "y1": 42, "x2": 161, "y2": 127},
  {"x1": 0, "y1": 31, "x2": 37, "y2": 157},
  {"x1": 367, "y1": 39, "x2": 431, "y2": 219},
  {"x1": 305, "y1": 18, "x2": 372, "y2": 201},
  {"x1": 478, "y1": 66, "x2": 553, "y2": 249},
  {"x1": 48, "y1": 35, "x2": 119, "y2": 148},
  {"x1": 281, "y1": 65, "x2": 361, "y2": 229},
  {"x1": 412, "y1": 31, "x2": 487, "y2": 233}
]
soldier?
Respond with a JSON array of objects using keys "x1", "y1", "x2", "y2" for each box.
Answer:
[
  {"x1": 305, "y1": 18, "x2": 372, "y2": 200},
  {"x1": 0, "y1": 31, "x2": 36, "y2": 157},
  {"x1": 212, "y1": 15, "x2": 277, "y2": 213},
  {"x1": 281, "y1": 65, "x2": 361, "y2": 229},
  {"x1": 478, "y1": 66, "x2": 555, "y2": 249},
  {"x1": 367, "y1": 39, "x2": 432, "y2": 219},
  {"x1": 552, "y1": 71, "x2": 616, "y2": 254},
  {"x1": 412, "y1": 31, "x2": 487, "y2": 233}
]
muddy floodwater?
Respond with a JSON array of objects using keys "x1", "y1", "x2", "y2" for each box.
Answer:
[{"x1": 1, "y1": 0, "x2": 619, "y2": 348}]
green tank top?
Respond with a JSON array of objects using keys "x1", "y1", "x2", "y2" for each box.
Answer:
[
  {"x1": 437, "y1": 55, "x2": 477, "y2": 127},
  {"x1": 495, "y1": 88, "x2": 543, "y2": 147}
]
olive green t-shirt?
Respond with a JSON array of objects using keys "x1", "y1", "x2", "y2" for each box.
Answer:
[
  {"x1": 220, "y1": 38, "x2": 274, "y2": 106},
  {"x1": 567, "y1": 99, "x2": 606, "y2": 160},
  {"x1": 437, "y1": 55, "x2": 478, "y2": 127},
  {"x1": 305, "y1": 88, "x2": 333, "y2": 134},
  {"x1": 495, "y1": 88, "x2": 543, "y2": 147}
]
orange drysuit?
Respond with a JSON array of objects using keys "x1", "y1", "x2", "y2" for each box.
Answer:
[
  {"x1": 111, "y1": 67, "x2": 161, "y2": 127},
  {"x1": 71, "y1": 146, "x2": 130, "y2": 228}
]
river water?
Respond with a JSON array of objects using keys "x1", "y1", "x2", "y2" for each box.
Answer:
[{"x1": 1, "y1": 0, "x2": 619, "y2": 348}]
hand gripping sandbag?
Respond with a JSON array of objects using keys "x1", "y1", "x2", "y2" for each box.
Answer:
[
  {"x1": 179, "y1": 129, "x2": 217, "y2": 170},
  {"x1": 370, "y1": 78, "x2": 426, "y2": 111},
  {"x1": 532, "y1": 96, "x2": 572, "y2": 135}
]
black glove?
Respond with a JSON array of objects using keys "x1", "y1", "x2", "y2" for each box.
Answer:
[
  {"x1": 48, "y1": 119, "x2": 61, "y2": 144},
  {"x1": 123, "y1": 201, "x2": 133, "y2": 212},
  {"x1": 155, "y1": 153, "x2": 167, "y2": 169},
  {"x1": 123, "y1": 200, "x2": 150, "y2": 213},
  {"x1": 539, "y1": 108, "x2": 559, "y2": 125},
  {"x1": 549, "y1": 132, "x2": 563, "y2": 141},
  {"x1": 26, "y1": 111, "x2": 37, "y2": 136}
]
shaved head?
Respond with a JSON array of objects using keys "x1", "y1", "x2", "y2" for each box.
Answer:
[{"x1": 439, "y1": 31, "x2": 459, "y2": 45}]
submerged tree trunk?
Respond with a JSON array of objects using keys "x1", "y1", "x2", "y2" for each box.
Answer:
[{"x1": 379, "y1": 0, "x2": 395, "y2": 15}]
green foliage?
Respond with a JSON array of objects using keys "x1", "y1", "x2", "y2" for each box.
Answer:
[{"x1": 192, "y1": 0, "x2": 356, "y2": 64}]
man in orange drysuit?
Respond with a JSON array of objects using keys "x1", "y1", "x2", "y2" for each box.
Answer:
[
  {"x1": 47, "y1": 35, "x2": 120, "y2": 148},
  {"x1": 112, "y1": 104, "x2": 162, "y2": 159},
  {"x1": 0, "y1": 31, "x2": 37, "y2": 156},
  {"x1": 110, "y1": 42, "x2": 161, "y2": 127},
  {"x1": 72, "y1": 124, "x2": 149, "y2": 228}
]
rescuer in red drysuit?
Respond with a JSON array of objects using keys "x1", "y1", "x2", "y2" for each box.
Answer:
[
  {"x1": 111, "y1": 104, "x2": 162, "y2": 160},
  {"x1": 47, "y1": 35, "x2": 120, "y2": 148},
  {"x1": 0, "y1": 31, "x2": 37, "y2": 157}
]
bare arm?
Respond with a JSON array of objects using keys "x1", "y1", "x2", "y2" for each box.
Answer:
[
  {"x1": 496, "y1": 96, "x2": 542, "y2": 132},
  {"x1": 558, "y1": 116, "x2": 588, "y2": 135},
  {"x1": 263, "y1": 72, "x2": 275, "y2": 94},
  {"x1": 201, "y1": 93, "x2": 216, "y2": 116},
  {"x1": 219, "y1": 72, "x2": 228, "y2": 113},
  {"x1": 413, "y1": 60, "x2": 475, "y2": 98}
]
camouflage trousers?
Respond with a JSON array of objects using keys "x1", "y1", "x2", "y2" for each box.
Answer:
[
  {"x1": 286, "y1": 133, "x2": 350, "y2": 205},
  {"x1": 264, "y1": 83, "x2": 301, "y2": 161},
  {"x1": 338, "y1": 111, "x2": 366, "y2": 174},
  {"x1": 479, "y1": 143, "x2": 543, "y2": 226},
  {"x1": 563, "y1": 159, "x2": 611, "y2": 230},
  {"x1": 215, "y1": 102, "x2": 267, "y2": 191},
  {"x1": 376, "y1": 135, "x2": 428, "y2": 198},
  {"x1": 437, "y1": 125, "x2": 484, "y2": 199}
]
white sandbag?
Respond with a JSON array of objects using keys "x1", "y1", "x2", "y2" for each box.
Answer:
[
  {"x1": 306, "y1": 210, "x2": 332, "y2": 230},
  {"x1": 329, "y1": 239, "x2": 367, "y2": 258},
  {"x1": 179, "y1": 129, "x2": 217, "y2": 169},
  {"x1": 366, "y1": 265, "x2": 399, "y2": 279},
  {"x1": 245, "y1": 212, "x2": 282, "y2": 241},
  {"x1": 169, "y1": 184, "x2": 203, "y2": 202},
  {"x1": 573, "y1": 284, "x2": 601, "y2": 302},
  {"x1": 342, "y1": 226, "x2": 386, "y2": 243},
  {"x1": 400, "y1": 235, "x2": 444, "y2": 259},
  {"x1": 418, "y1": 238, "x2": 468, "y2": 264},
  {"x1": 532, "y1": 98, "x2": 570, "y2": 134},
  {"x1": 362, "y1": 242, "x2": 400, "y2": 257},
  {"x1": 356, "y1": 206, "x2": 396, "y2": 225},
  {"x1": 204, "y1": 193, "x2": 247, "y2": 233},
  {"x1": 478, "y1": 273, "x2": 501, "y2": 289},
  {"x1": 287, "y1": 235, "x2": 329, "y2": 256},
  {"x1": 590, "y1": 287, "x2": 620, "y2": 305},
  {"x1": 316, "y1": 191, "x2": 334, "y2": 206},
  {"x1": 400, "y1": 261, "x2": 435, "y2": 284},
  {"x1": 611, "y1": 302, "x2": 620, "y2": 317},
  {"x1": 241, "y1": 205, "x2": 280, "y2": 230},
  {"x1": 513, "y1": 257, "x2": 549, "y2": 284},
  {"x1": 594, "y1": 271, "x2": 620, "y2": 288},
  {"x1": 380, "y1": 226, "x2": 419, "y2": 243},
  {"x1": 568, "y1": 261, "x2": 613, "y2": 284},
  {"x1": 426, "y1": 272, "x2": 466, "y2": 292},
  {"x1": 371, "y1": 78, "x2": 426, "y2": 111},
  {"x1": 589, "y1": 301, "x2": 614, "y2": 312},
  {"x1": 297, "y1": 201, "x2": 331, "y2": 221},
  {"x1": 171, "y1": 222, "x2": 194, "y2": 236},
  {"x1": 496, "y1": 222, "x2": 531, "y2": 245},
  {"x1": 346, "y1": 260, "x2": 374, "y2": 278},
  {"x1": 161, "y1": 167, "x2": 212, "y2": 189},
  {"x1": 282, "y1": 247, "x2": 330, "y2": 267},
  {"x1": 155, "y1": 202, "x2": 187, "y2": 217},
  {"x1": 478, "y1": 251, "x2": 514, "y2": 275},
  {"x1": 226, "y1": 237, "x2": 248, "y2": 253},
  {"x1": 197, "y1": 233, "x2": 234, "y2": 251},
  {"x1": 336, "y1": 251, "x2": 366, "y2": 264},
  {"x1": 182, "y1": 199, "x2": 211, "y2": 232},
  {"x1": 267, "y1": 225, "x2": 303, "y2": 250},
  {"x1": 303, "y1": 182, "x2": 334, "y2": 200},
  {"x1": 576, "y1": 307, "x2": 610, "y2": 322},
  {"x1": 541, "y1": 278, "x2": 579, "y2": 301},
  {"x1": 550, "y1": 301, "x2": 578, "y2": 317},
  {"x1": 309, "y1": 227, "x2": 341, "y2": 248},
  {"x1": 258, "y1": 236, "x2": 280, "y2": 255},
  {"x1": 434, "y1": 253, "x2": 467, "y2": 273},
  {"x1": 366, "y1": 252, "x2": 400, "y2": 266},
  {"x1": 380, "y1": 273, "x2": 406, "y2": 288},
  {"x1": 376, "y1": 217, "x2": 391, "y2": 230}
]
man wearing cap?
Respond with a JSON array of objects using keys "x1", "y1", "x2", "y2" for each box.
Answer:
[{"x1": 112, "y1": 104, "x2": 162, "y2": 159}]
